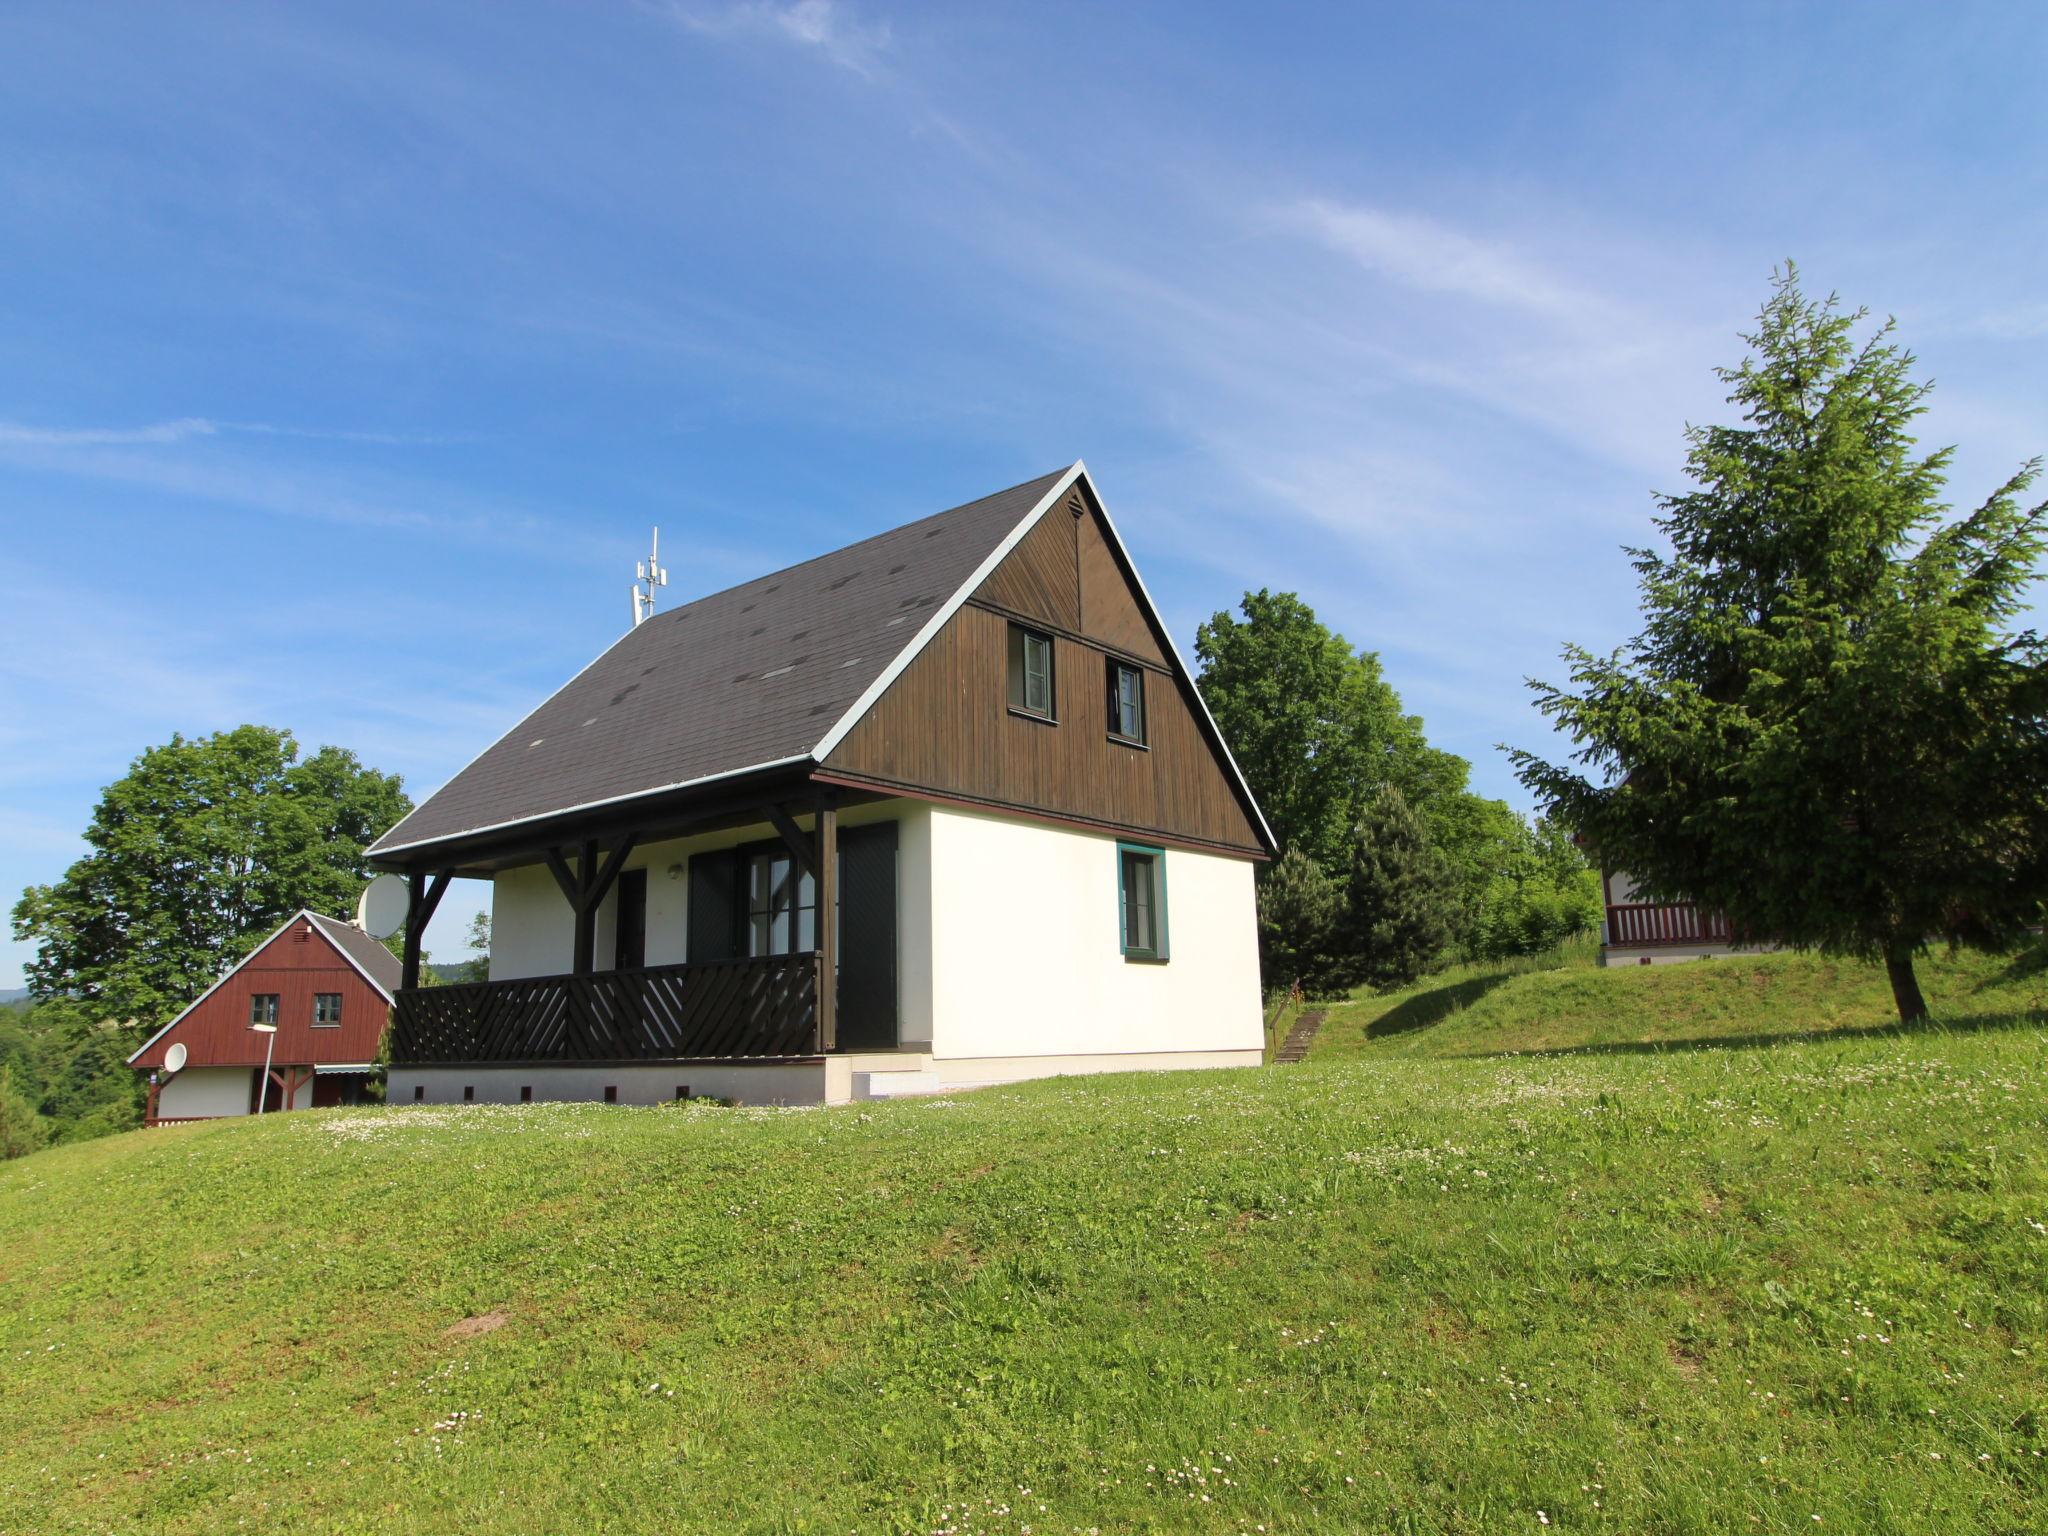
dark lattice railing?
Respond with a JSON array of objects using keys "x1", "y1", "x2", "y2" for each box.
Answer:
[{"x1": 390, "y1": 954, "x2": 822, "y2": 1064}]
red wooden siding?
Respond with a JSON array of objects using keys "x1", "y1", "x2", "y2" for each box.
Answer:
[
  {"x1": 1606, "y1": 902, "x2": 1734, "y2": 948},
  {"x1": 130, "y1": 917, "x2": 392, "y2": 1070}
]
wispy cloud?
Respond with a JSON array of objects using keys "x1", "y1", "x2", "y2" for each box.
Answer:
[
  {"x1": 0, "y1": 417, "x2": 447, "y2": 449},
  {"x1": 1291, "y1": 199, "x2": 1615, "y2": 326},
  {"x1": 0, "y1": 418, "x2": 220, "y2": 447},
  {"x1": 666, "y1": 0, "x2": 891, "y2": 78}
]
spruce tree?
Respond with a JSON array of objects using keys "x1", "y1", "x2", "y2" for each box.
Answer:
[
  {"x1": 1256, "y1": 848, "x2": 1345, "y2": 997},
  {"x1": 1341, "y1": 786, "x2": 1458, "y2": 989},
  {"x1": 1512, "y1": 268, "x2": 2048, "y2": 1022}
]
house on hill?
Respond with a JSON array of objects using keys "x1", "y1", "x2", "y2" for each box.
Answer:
[
  {"x1": 1598, "y1": 866, "x2": 1778, "y2": 966},
  {"x1": 128, "y1": 911, "x2": 398, "y2": 1122},
  {"x1": 365, "y1": 462, "x2": 1275, "y2": 1106}
]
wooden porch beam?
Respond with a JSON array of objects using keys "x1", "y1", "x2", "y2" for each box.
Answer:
[
  {"x1": 765, "y1": 804, "x2": 818, "y2": 882},
  {"x1": 585, "y1": 834, "x2": 640, "y2": 910},
  {"x1": 815, "y1": 795, "x2": 838, "y2": 1053},
  {"x1": 572, "y1": 839, "x2": 600, "y2": 975},
  {"x1": 401, "y1": 870, "x2": 452, "y2": 992},
  {"x1": 542, "y1": 847, "x2": 582, "y2": 911}
]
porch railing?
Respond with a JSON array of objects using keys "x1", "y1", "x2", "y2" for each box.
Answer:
[
  {"x1": 1605, "y1": 902, "x2": 1733, "y2": 948},
  {"x1": 390, "y1": 953, "x2": 822, "y2": 1065}
]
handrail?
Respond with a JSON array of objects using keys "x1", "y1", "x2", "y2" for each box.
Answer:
[
  {"x1": 389, "y1": 952, "x2": 823, "y2": 1065},
  {"x1": 1605, "y1": 902, "x2": 1734, "y2": 947}
]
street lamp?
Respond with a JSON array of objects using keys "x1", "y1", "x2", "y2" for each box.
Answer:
[{"x1": 251, "y1": 1021, "x2": 279, "y2": 1116}]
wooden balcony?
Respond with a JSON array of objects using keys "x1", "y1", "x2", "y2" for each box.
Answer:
[
  {"x1": 390, "y1": 953, "x2": 823, "y2": 1066},
  {"x1": 1605, "y1": 902, "x2": 1733, "y2": 948}
]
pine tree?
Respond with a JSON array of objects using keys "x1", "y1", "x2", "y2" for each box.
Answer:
[
  {"x1": 1512, "y1": 267, "x2": 2048, "y2": 1022},
  {"x1": 1340, "y1": 787, "x2": 1458, "y2": 989},
  {"x1": 1256, "y1": 848, "x2": 1345, "y2": 997}
]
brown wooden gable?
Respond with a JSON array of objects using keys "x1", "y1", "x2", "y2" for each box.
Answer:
[
  {"x1": 1075, "y1": 493, "x2": 1169, "y2": 665},
  {"x1": 973, "y1": 494, "x2": 1081, "y2": 631},
  {"x1": 821, "y1": 487, "x2": 1268, "y2": 856}
]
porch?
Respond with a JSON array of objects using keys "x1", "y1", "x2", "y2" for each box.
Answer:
[
  {"x1": 375, "y1": 770, "x2": 909, "y2": 1072},
  {"x1": 1604, "y1": 901, "x2": 1733, "y2": 948},
  {"x1": 389, "y1": 952, "x2": 827, "y2": 1064}
]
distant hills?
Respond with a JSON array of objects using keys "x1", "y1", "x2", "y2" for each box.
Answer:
[{"x1": 0, "y1": 988, "x2": 27, "y2": 1007}]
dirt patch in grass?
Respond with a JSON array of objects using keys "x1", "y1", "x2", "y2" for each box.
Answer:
[{"x1": 441, "y1": 1310, "x2": 511, "y2": 1341}]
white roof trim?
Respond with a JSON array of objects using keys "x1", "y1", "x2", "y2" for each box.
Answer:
[
  {"x1": 367, "y1": 753, "x2": 818, "y2": 860},
  {"x1": 1080, "y1": 468, "x2": 1277, "y2": 852},
  {"x1": 301, "y1": 911, "x2": 400, "y2": 1004},
  {"x1": 125, "y1": 911, "x2": 305, "y2": 1067},
  {"x1": 369, "y1": 461, "x2": 1273, "y2": 861},
  {"x1": 312, "y1": 1062, "x2": 377, "y2": 1075},
  {"x1": 810, "y1": 462, "x2": 1086, "y2": 761}
]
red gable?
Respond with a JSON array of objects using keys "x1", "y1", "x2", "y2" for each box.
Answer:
[{"x1": 128, "y1": 912, "x2": 396, "y2": 1072}]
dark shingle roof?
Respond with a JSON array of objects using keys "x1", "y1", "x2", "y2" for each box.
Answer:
[
  {"x1": 305, "y1": 911, "x2": 402, "y2": 997},
  {"x1": 369, "y1": 467, "x2": 1076, "y2": 857}
]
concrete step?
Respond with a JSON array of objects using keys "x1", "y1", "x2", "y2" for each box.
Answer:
[{"x1": 852, "y1": 1069, "x2": 951, "y2": 1100}]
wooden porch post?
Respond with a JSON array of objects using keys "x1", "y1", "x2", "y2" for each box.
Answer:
[
  {"x1": 815, "y1": 795, "x2": 838, "y2": 1053},
  {"x1": 402, "y1": 870, "x2": 452, "y2": 992},
  {"x1": 546, "y1": 837, "x2": 640, "y2": 976},
  {"x1": 573, "y1": 839, "x2": 600, "y2": 975}
]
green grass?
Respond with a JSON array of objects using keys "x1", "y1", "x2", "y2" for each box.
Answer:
[
  {"x1": 1310, "y1": 942, "x2": 2048, "y2": 1061},
  {"x1": 3, "y1": 972, "x2": 2045, "y2": 1534}
]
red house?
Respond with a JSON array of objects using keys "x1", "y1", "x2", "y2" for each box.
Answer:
[{"x1": 128, "y1": 911, "x2": 398, "y2": 1123}]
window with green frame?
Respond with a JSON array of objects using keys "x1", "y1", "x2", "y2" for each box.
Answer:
[{"x1": 1117, "y1": 842, "x2": 1168, "y2": 961}]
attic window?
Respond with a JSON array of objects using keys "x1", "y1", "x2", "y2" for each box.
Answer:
[
  {"x1": 1107, "y1": 659, "x2": 1147, "y2": 745},
  {"x1": 249, "y1": 994, "x2": 280, "y2": 1026},
  {"x1": 1007, "y1": 623, "x2": 1055, "y2": 720}
]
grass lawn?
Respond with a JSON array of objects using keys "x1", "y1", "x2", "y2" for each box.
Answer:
[
  {"x1": 2, "y1": 961, "x2": 2045, "y2": 1533},
  {"x1": 1310, "y1": 941, "x2": 2048, "y2": 1061}
]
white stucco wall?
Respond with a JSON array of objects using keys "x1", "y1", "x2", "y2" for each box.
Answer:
[
  {"x1": 485, "y1": 802, "x2": 934, "y2": 1044},
  {"x1": 156, "y1": 1066, "x2": 253, "y2": 1119},
  {"x1": 925, "y1": 806, "x2": 1264, "y2": 1062}
]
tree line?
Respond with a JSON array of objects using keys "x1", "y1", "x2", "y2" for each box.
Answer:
[
  {"x1": 1194, "y1": 591, "x2": 1601, "y2": 997},
  {"x1": 11, "y1": 267, "x2": 2043, "y2": 1154},
  {"x1": 5, "y1": 726, "x2": 411, "y2": 1152}
]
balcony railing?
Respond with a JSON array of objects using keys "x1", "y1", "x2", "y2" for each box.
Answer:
[
  {"x1": 1605, "y1": 902, "x2": 1734, "y2": 948},
  {"x1": 390, "y1": 953, "x2": 822, "y2": 1065}
]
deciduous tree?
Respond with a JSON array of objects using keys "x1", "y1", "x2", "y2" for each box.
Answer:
[{"x1": 12, "y1": 726, "x2": 411, "y2": 1038}]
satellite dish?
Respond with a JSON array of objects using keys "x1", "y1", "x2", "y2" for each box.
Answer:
[
  {"x1": 165, "y1": 1042, "x2": 188, "y2": 1073},
  {"x1": 358, "y1": 873, "x2": 410, "y2": 940}
]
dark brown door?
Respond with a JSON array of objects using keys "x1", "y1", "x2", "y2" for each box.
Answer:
[
  {"x1": 614, "y1": 868, "x2": 647, "y2": 970},
  {"x1": 836, "y1": 822, "x2": 898, "y2": 1050}
]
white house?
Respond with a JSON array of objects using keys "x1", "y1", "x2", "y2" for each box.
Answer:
[{"x1": 365, "y1": 463, "x2": 1276, "y2": 1105}]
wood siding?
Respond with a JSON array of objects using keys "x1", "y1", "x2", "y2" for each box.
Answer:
[
  {"x1": 974, "y1": 498, "x2": 1081, "y2": 631},
  {"x1": 130, "y1": 918, "x2": 391, "y2": 1070},
  {"x1": 1076, "y1": 494, "x2": 1169, "y2": 665},
  {"x1": 823, "y1": 603, "x2": 1266, "y2": 855}
]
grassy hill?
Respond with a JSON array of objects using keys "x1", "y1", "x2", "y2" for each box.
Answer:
[
  {"x1": 3, "y1": 962, "x2": 2044, "y2": 1533},
  {"x1": 1309, "y1": 942, "x2": 2048, "y2": 1061}
]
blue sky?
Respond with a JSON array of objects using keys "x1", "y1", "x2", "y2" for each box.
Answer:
[{"x1": 3, "y1": 1, "x2": 2045, "y2": 988}]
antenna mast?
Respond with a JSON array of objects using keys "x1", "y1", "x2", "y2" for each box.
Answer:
[{"x1": 631, "y1": 527, "x2": 669, "y2": 628}]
